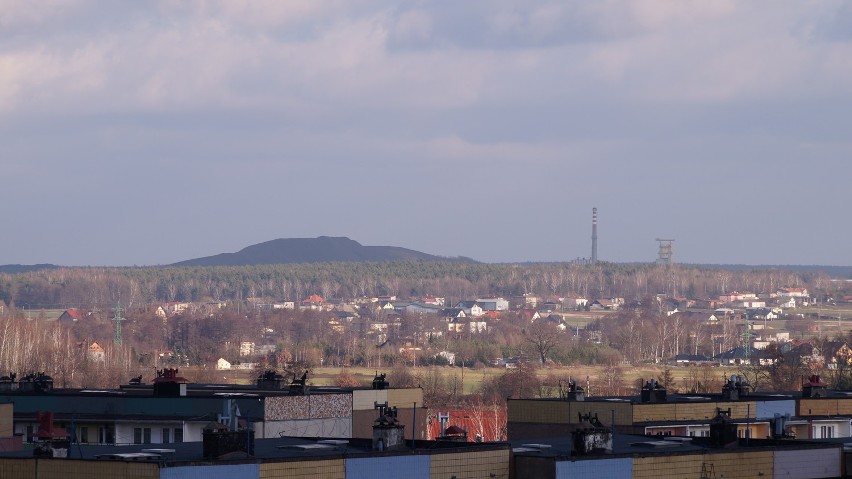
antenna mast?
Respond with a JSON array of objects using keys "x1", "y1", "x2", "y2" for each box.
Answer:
[{"x1": 591, "y1": 208, "x2": 598, "y2": 265}]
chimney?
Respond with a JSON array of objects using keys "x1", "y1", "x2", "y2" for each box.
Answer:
[
  {"x1": 802, "y1": 374, "x2": 827, "y2": 398},
  {"x1": 202, "y1": 425, "x2": 254, "y2": 459},
  {"x1": 372, "y1": 371, "x2": 389, "y2": 390},
  {"x1": 708, "y1": 408, "x2": 738, "y2": 448},
  {"x1": 19, "y1": 372, "x2": 53, "y2": 393},
  {"x1": 33, "y1": 412, "x2": 69, "y2": 458},
  {"x1": 202, "y1": 398, "x2": 254, "y2": 459},
  {"x1": 372, "y1": 402, "x2": 405, "y2": 451},
  {"x1": 256, "y1": 370, "x2": 285, "y2": 390},
  {"x1": 153, "y1": 368, "x2": 188, "y2": 397},
  {"x1": 0, "y1": 373, "x2": 16, "y2": 392},
  {"x1": 289, "y1": 370, "x2": 309, "y2": 395},
  {"x1": 721, "y1": 375, "x2": 750, "y2": 401},
  {"x1": 572, "y1": 413, "x2": 612, "y2": 455},
  {"x1": 640, "y1": 378, "x2": 666, "y2": 403},
  {"x1": 563, "y1": 379, "x2": 585, "y2": 401}
]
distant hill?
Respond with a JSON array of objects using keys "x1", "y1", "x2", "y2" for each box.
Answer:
[
  {"x1": 0, "y1": 264, "x2": 59, "y2": 274},
  {"x1": 171, "y1": 236, "x2": 475, "y2": 267}
]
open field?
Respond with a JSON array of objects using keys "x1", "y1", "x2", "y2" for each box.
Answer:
[{"x1": 208, "y1": 364, "x2": 738, "y2": 396}]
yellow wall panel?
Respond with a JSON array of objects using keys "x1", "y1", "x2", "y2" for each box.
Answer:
[
  {"x1": 722, "y1": 401, "x2": 755, "y2": 420},
  {"x1": 634, "y1": 451, "x2": 772, "y2": 479},
  {"x1": 430, "y1": 449, "x2": 510, "y2": 479},
  {"x1": 573, "y1": 402, "x2": 633, "y2": 426},
  {"x1": 799, "y1": 399, "x2": 837, "y2": 416},
  {"x1": 508, "y1": 400, "x2": 571, "y2": 424},
  {"x1": 0, "y1": 458, "x2": 35, "y2": 478},
  {"x1": 633, "y1": 404, "x2": 676, "y2": 422},
  {"x1": 260, "y1": 459, "x2": 345, "y2": 479},
  {"x1": 835, "y1": 398, "x2": 852, "y2": 415},
  {"x1": 0, "y1": 403, "x2": 12, "y2": 437},
  {"x1": 36, "y1": 459, "x2": 159, "y2": 479},
  {"x1": 352, "y1": 389, "x2": 388, "y2": 411},
  {"x1": 387, "y1": 388, "x2": 424, "y2": 407}
]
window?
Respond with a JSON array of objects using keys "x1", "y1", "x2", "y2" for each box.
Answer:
[
  {"x1": 134, "y1": 428, "x2": 142, "y2": 444},
  {"x1": 162, "y1": 428, "x2": 170, "y2": 444},
  {"x1": 80, "y1": 427, "x2": 88, "y2": 444},
  {"x1": 174, "y1": 428, "x2": 183, "y2": 443},
  {"x1": 99, "y1": 426, "x2": 115, "y2": 444},
  {"x1": 26, "y1": 425, "x2": 33, "y2": 443},
  {"x1": 820, "y1": 425, "x2": 834, "y2": 438},
  {"x1": 143, "y1": 428, "x2": 151, "y2": 444}
]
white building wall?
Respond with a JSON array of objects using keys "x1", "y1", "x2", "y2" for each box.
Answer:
[
  {"x1": 115, "y1": 421, "x2": 202, "y2": 444},
  {"x1": 262, "y1": 417, "x2": 352, "y2": 439},
  {"x1": 773, "y1": 448, "x2": 841, "y2": 479}
]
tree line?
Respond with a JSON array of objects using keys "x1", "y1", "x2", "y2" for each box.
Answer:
[{"x1": 0, "y1": 261, "x2": 840, "y2": 310}]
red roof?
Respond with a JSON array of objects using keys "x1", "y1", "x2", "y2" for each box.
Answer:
[
  {"x1": 302, "y1": 294, "x2": 324, "y2": 304},
  {"x1": 63, "y1": 309, "x2": 82, "y2": 319}
]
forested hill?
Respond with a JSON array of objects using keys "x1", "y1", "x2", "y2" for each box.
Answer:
[{"x1": 170, "y1": 236, "x2": 475, "y2": 266}]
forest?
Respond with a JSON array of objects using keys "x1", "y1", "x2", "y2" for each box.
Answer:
[{"x1": 0, "y1": 261, "x2": 841, "y2": 310}]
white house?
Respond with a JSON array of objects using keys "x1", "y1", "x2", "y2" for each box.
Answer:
[
  {"x1": 456, "y1": 301, "x2": 484, "y2": 317},
  {"x1": 216, "y1": 358, "x2": 232, "y2": 370},
  {"x1": 239, "y1": 342, "x2": 255, "y2": 357},
  {"x1": 476, "y1": 298, "x2": 509, "y2": 311},
  {"x1": 778, "y1": 288, "x2": 809, "y2": 298}
]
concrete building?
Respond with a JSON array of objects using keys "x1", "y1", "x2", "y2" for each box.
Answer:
[{"x1": 0, "y1": 369, "x2": 428, "y2": 447}]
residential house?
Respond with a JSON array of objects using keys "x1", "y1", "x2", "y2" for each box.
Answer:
[
  {"x1": 301, "y1": 295, "x2": 325, "y2": 310},
  {"x1": 714, "y1": 347, "x2": 752, "y2": 365},
  {"x1": 447, "y1": 317, "x2": 487, "y2": 335},
  {"x1": 673, "y1": 353, "x2": 711, "y2": 365},
  {"x1": 778, "y1": 287, "x2": 809, "y2": 298},
  {"x1": 589, "y1": 299, "x2": 621, "y2": 311},
  {"x1": 519, "y1": 309, "x2": 541, "y2": 322},
  {"x1": 542, "y1": 314, "x2": 567, "y2": 331},
  {"x1": 58, "y1": 309, "x2": 83, "y2": 324},
  {"x1": 562, "y1": 296, "x2": 589, "y2": 310},
  {"x1": 163, "y1": 302, "x2": 191, "y2": 316},
  {"x1": 455, "y1": 301, "x2": 483, "y2": 317},
  {"x1": 239, "y1": 342, "x2": 255, "y2": 357},
  {"x1": 742, "y1": 299, "x2": 767, "y2": 308},
  {"x1": 435, "y1": 350, "x2": 456, "y2": 364},
  {"x1": 87, "y1": 342, "x2": 105, "y2": 362},
  {"x1": 475, "y1": 297, "x2": 509, "y2": 311},
  {"x1": 719, "y1": 291, "x2": 758, "y2": 303},
  {"x1": 215, "y1": 358, "x2": 232, "y2": 370},
  {"x1": 420, "y1": 297, "x2": 445, "y2": 306}
]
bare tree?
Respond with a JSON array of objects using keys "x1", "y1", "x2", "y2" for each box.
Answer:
[{"x1": 524, "y1": 321, "x2": 562, "y2": 365}]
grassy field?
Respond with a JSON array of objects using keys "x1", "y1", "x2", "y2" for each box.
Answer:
[
  {"x1": 21, "y1": 308, "x2": 65, "y2": 320},
  {"x1": 200, "y1": 361, "x2": 738, "y2": 396},
  {"x1": 304, "y1": 364, "x2": 732, "y2": 395}
]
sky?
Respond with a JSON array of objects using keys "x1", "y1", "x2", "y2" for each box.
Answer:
[{"x1": 2, "y1": 1, "x2": 852, "y2": 266}]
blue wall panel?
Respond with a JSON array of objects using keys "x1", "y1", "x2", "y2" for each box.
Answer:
[
  {"x1": 755, "y1": 399, "x2": 795, "y2": 419},
  {"x1": 161, "y1": 463, "x2": 259, "y2": 479},
  {"x1": 346, "y1": 455, "x2": 430, "y2": 479},
  {"x1": 556, "y1": 458, "x2": 631, "y2": 478}
]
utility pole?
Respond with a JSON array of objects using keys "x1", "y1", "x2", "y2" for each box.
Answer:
[{"x1": 113, "y1": 301, "x2": 126, "y2": 346}]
